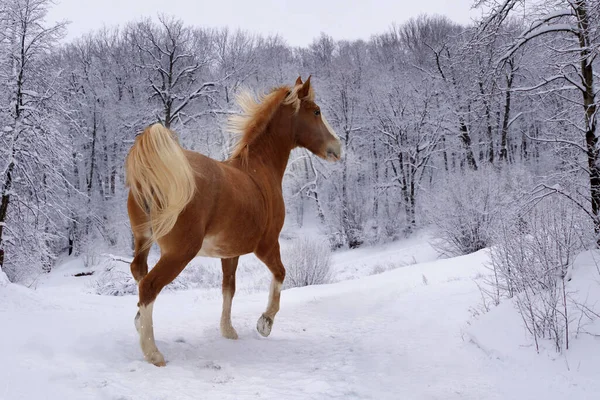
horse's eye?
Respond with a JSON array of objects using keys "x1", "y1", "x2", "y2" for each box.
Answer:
[{"x1": 314, "y1": 110, "x2": 321, "y2": 116}]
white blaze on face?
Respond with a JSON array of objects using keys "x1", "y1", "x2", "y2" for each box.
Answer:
[{"x1": 322, "y1": 115, "x2": 340, "y2": 142}]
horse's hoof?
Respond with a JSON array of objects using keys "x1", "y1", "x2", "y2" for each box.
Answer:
[
  {"x1": 220, "y1": 325, "x2": 239, "y2": 340},
  {"x1": 146, "y1": 351, "x2": 166, "y2": 367},
  {"x1": 134, "y1": 311, "x2": 141, "y2": 333},
  {"x1": 256, "y1": 314, "x2": 273, "y2": 337}
]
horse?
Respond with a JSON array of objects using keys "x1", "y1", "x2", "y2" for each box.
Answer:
[{"x1": 125, "y1": 76, "x2": 342, "y2": 366}]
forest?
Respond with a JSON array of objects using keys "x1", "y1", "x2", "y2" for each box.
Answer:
[{"x1": 0, "y1": 0, "x2": 598, "y2": 303}]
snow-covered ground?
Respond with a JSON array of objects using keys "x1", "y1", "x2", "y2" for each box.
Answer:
[{"x1": 1, "y1": 237, "x2": 599, "y2": 400}]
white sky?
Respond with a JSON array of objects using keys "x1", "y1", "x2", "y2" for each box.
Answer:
[{"x1": 47, "y1": 0, "x2": 482, "y2": 47}]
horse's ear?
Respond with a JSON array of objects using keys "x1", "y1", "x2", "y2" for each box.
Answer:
[
  {"x1": 295, "y1": 76, "x2": 303, "y2": 86},
  {"x1": 298, "y1": 75, "x2": 312, "y2": 98}
]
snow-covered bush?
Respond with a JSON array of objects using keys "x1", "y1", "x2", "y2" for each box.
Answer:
[
  {"x1": 424, "y1": 167, "x2": 525, "y2": 256},
  {"x1": 282, "y1": 237, "x2": 333, "y2": 289},
  {"x1": 487, "y1": 196, "x2": 592, "y2": 352},
  {"x1": 90, "y1": 260, "x2": 138, "y2": 296}
]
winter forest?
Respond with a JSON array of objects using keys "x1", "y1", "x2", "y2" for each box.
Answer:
[{"x1": 2, "y1": 0, "x2": 600, "y2": 382}]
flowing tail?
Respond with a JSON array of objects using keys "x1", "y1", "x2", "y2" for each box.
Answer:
[{"x1": 126, "y1": 123, "x2": 196, "y2": 243}]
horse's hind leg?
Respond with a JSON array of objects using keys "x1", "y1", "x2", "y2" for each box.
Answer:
[
  {"x1": 220, "y1": 257, "x2": 239, "y2": 339},
  {"x1": 136, "y1": 242, "x2": 201, "y2": 366},
  {"x1": 254, "y1": 243, "x2": 286, "y2": 337},
  {"x1": 127, "y1": 193, "x2": 152, "y2": 283}
]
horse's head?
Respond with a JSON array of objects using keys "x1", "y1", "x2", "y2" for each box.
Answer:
[{"x1": 291, "y1": 76, "x2": 342, "y2": 162}]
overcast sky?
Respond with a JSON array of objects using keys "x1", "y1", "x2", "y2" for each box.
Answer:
[{"x1": 46, "y1": 0, "x2": 481, "y2": 47}]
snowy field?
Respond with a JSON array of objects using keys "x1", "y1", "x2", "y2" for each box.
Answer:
[{"x1": 1, "y1": 236, "x2": 599, "y2": 400}]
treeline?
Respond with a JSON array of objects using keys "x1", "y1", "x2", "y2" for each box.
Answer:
[{"x1": 0, "y1": 0, "x2": 598, "y2": 283}]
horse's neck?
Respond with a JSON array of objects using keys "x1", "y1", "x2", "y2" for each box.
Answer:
[{"x1": 246, "y1": 109, "x2": 294, "y2": 184}]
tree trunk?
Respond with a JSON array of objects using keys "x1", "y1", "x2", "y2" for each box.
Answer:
[
  {"x1": 407, "y1": 177, "x2": 416, "y2": 233},
  {"x1": 499, "y1": 59, "x2": 515, "y2": 162},
  {"x1": 372, "y1": 137, "x2": 379, "y2": 218},
  {"x1": 479, "y1": 80, "x2": 494, "y2": 164},
  {"x1": 574, "y1": 1, "x2": 599, "y2": 243},
  {"x1": 0, "y1": 160, "x2": 15, "y2": 269},
  {"x1": 459, "y1": 119, "x2": 478, "y2": 170},
  {"x1": 442, "y1": 135, "x2": 449, "y2": 172},
  {"x1": 341, "y1": 156, "x2": 359, "y2": 248},
  {"x1": 87, "y1": 110, "x2": 97, "y2": 194},
  {"x1": 0, "y1": 13, "x2": 25, "y2": 271}
]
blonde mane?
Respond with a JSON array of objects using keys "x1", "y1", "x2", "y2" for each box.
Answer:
[{"x1": 228, "y1": 83, "x2": 315, "y2": 163}]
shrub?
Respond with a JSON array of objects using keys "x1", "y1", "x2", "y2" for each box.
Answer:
[
  {"x1": 282, "y1": 237, "x2": 333, "y2": 289},
  {"x1": 486, "y1": 196, "x2": 592, "y2": 352},
  {"x1": 424, "y1": 167, "x2": 526, "y2": 256}
]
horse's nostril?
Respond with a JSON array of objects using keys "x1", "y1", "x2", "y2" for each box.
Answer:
[{"x1": 326, "y1": 149, "x2": 340, "y2": 161}]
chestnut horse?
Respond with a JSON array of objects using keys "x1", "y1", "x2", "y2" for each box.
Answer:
[{"x1": 125, "y1": 76, "x2": 341, "y2": 366}]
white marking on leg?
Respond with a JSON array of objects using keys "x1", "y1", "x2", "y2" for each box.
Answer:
[
  {"x1": 257, "y1": 279, "x2": 282, "y2": 337},
  {"x1": 220, "y1": 290, "x2": 238, "y2": 339},
  {"x1": 265, "y1": 279, "x2": 282, "y2": 317},
  {"x1": 137, "y1": 301, "x2": 166, "y2": 366}
]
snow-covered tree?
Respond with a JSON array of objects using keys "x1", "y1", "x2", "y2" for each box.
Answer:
[
  {"x1": 0, "y1": 0, "x2": 69, "y2": 280},
  {"x1": 127, "y1": 16, "x2": 217, "y2": 130},
  {"x1": 477, "y1": 0, "x2": 600, "y2": 242}
]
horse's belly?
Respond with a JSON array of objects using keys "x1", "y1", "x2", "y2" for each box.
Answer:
[{"x1": 196, "y1": 234, "x2": 253, "y2": 258}]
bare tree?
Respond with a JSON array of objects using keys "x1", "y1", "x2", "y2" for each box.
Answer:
[
  {"x1": 128, "y1": 16, "x2": 217, "y2": 129},
  {"x1": 478, "y1": 0, "x2": 600, "y2": 241},
  {"x1": 0, "y1": 0, "x2": 68, "y2": 278},
  {"x1": 370, "y1": 76, "x2": 444, "y2": 232},
  {"x1": 402, "y1": 15, "x2": 480, "y2": 171}
]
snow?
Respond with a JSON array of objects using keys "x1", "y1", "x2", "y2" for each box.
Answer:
[
  {"x1": 1, "y1": 238, "x2": 599, "y2": 399},
  {"x1": 465, "y1": 250, "x2": 600, "y2": 398},
  {"x1": 0, "y1": 266, "x2": 8, "y2": 287}
]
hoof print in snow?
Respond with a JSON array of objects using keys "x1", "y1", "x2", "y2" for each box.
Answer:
[
  {"x1": 204, "y1": 361, "x2": 222, "y2": 370},
  {"x1": 212, "y1": 375, "x2": 234, "y2": 384}
]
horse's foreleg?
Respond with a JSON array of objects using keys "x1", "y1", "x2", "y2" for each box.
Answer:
[
  {"x1": 255, "y1": 245, "x2": 286, "y2": 337},
  {"x1": 220, "y1": 256, "x2": 239, "y2": 339}
]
